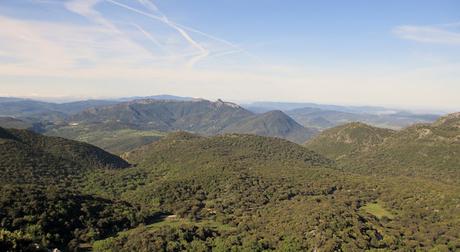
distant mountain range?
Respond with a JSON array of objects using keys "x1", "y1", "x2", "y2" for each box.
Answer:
[
  {"x1": 0, "y1": 95, "x2": 194, "y2": 120},
  {"x1": 69, "y1": 99, "x2": 316, "y2": 144},
  {"x1": 0, "y1": 95, "x2": 442, "y2": 146},
  {"x1": 244, "y1": 101, "x2": 440, "y2": 130}
]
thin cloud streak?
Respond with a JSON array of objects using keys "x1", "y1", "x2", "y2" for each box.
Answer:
[
  {"x1": 108, "y1": 0, "x2": 209, "y2": 66},
  {"x1": 105, "y1": 0, "x2": 253, "y2": 66},
  {"x1": 394, "y1": 22, "x2": 460, "y2": 45},
  {"x1": 131, "y1": 23, "x2": 164, "y2": 51}
]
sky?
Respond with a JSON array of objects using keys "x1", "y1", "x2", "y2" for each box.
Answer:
[{"x1": 0, "y1": 0, "x2": 459, "y2": 111}]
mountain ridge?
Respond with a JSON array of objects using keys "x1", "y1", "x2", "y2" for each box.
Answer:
[{"x1": 69, "y1": 98, "x2": 316, "y2": 143}]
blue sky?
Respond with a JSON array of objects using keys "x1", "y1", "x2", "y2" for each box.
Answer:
[{"x1": 0, "y1": 0, "x2": 459, "y2": 111}]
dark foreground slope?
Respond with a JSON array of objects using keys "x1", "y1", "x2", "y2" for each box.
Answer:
[
  {"x1": 0, "y1": 128, "x2": 153, "y2": 251},
  {"x1": 85, "y1": 133, "x2": 460, "y2": 251},
  {"x1": 0, "y1": 127, "x2": 129, "y2": 184}
]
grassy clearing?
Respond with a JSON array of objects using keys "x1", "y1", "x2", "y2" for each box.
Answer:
[
  {"x1": 47, "y1": 126, "x2": 165, "y2": 154},
  {"x1": 93, "y1": 216, "x2": 237, "y2": 249},
  {"x1": 362, "y1": 203, "x2": 395, "y2": 219}
]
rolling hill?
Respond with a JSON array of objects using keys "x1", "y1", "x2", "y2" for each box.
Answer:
[
  {"x1": 221, "y1": 110, "x2": 318, "y2": 143},
  {"x1": 304, "y1": 122, "x2": 395, "y2": 159},
  {"x1": 0, "y1": 127, "x2": 129, "y2": 184},
  {"x1": 306, "y1": 113, "x2": 460, "y2": 184},
  {"x1": 88, "y1": 132, "x2": 460, "y2": 251},
  {"x1": 46, "y1": 124, "x2": 165, "y2": 154},
  {"x1": 1, "y1": 128, "x2": 459, "y2": 250},
  {"x1": 0, "y1": 128, "x2": 154, "y2": 250}
]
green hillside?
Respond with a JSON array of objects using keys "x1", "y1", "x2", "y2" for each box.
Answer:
[
  {"x1": 0, "y1": 128, "x2": 158, "y2": 251},
  {"x1": 306, "y1": 114, "x2": 460, "y2": 185},
  {"x1": 1, "y1": 127, "x2": 460, "y2": 251},
  {"x1": 305, "y1": 122, "x2": 395, "y2": 159},
  {"x1": 85, "y1": 132, "x2": 460, "y2": 251},
  {"x1": 0, "y1": 127, "x2": 129, "y2": 184},
  {"x1": 221, "y1": 110, "x2": 317, "y2": 143},
  {"x1": 348, "y1": 119, "x2": 460, "y2": 184},
  {"x1": 0, "y1": 185, "x2": 151, "y2": 251},
  {"x1": 46, "y1": 124, "x2": 165, "y2": 154}
]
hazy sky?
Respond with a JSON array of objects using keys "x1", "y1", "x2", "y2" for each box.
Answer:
[{"x1": 0, "y1": 0, "x2": 459, "y2": 110}]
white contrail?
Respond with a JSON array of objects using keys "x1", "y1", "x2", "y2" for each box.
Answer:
[
  {"x1": 131, "y1": 23, "x2": 164, "y2": 51},
  {"x1": 106, "y1": 0, "x2": 257, "y2": 65},
  {"x1": 138, "y1": 0, "x2": 159, "y2": 12},
  {"x1": 135, "y1": 0, "x2": 209, "y2": 67},
  {"x1": 210, "y1": 49, "x2": 244, "y2": 59},
  {"x1": 106, "y1": 0, "x2": 209, "y2": 66},
  {"x1": 65, "y1": 0, "x2": 117, "y2": 33}
]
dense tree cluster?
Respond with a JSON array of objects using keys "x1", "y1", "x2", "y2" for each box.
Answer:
[
  {"x1": 1, "y1": 125, "x2": 459, "y2": 251},
  {"x1": 0, "y1": 185, "x2": 154, "y2": 251}
]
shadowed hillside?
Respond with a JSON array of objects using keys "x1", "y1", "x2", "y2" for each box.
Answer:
[{"x1": 0, "y1": 127, "x2": 129, "y2": 184}]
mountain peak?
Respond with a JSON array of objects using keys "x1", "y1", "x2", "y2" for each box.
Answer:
[
  {"x1": 433, "y1": 112, "x2": 460, "y2": 128},
  {"x1": 214, "y1": 99, "x2": 242, "y2": 109}
]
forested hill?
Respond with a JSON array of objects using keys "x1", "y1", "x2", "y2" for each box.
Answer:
[
  {"x1": 1, "y1": 129, "x2": 460, "y2": 250},
  {"x1": 124, "y1": 132, "x2": 333, "y2": 170},
  {"x1": 88, "y1": 132, "x2": 460, "y2": 251},
  {"x1": 304, "y1": 122, "x2": 396, "y2": 159},
  {"x1": 0, "y1": 127, "x2": 129, "y2": 184},
  {"x1": 221, "y1": 110, "x2": 318, "y2": 143},
  {"x1": 69, "y1": 99, "x2": 316, "y2": 143},
  {"x1": 305, "y1": 113, "x2": 460, "y2": 184}
]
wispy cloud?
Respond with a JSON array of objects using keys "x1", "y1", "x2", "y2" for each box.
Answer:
[
  {"x1": 393, "y1": 22, "x2": 460, "y2": 45},
  {"x1": 26, "y1": 0, "x2": 251, "y2": 68},
  {"x1": 104, "y1": 0, "x2": 210, "y2": 66},
  {"x1": 106, "y1": 0, "x2": 253, "y2": 66}
]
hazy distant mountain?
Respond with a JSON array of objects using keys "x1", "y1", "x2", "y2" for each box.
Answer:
[
  {"x1": 244, "y1": 101, "x2": 440, "y2": 130},
  {"x1": 286, "y1": 107, "x2": 439, "y2": 130},
  {"x1": 0, "y1": 95, "x2": 193, "y2": 121},
  {"x1": 0, "y1": 97, "x2": 27, "y2": 103},
  {"x1": 245, "y1": 101, "x2": 393, "y2": 114},
  {"x1": 1, "y1": 96, "x2": 440, "y2": 131},
  {"x1": 69, "y1": 99, "x2": 315, "y2": 143},
  {"x1": 116, "y1": 94, "x2": 195, "y2": 102},
  {"x1": 0, "y1": 97, "x2": 118, "y2": 120}
]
